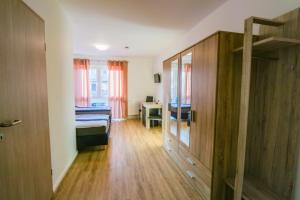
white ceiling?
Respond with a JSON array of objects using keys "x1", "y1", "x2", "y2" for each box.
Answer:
[{"x1": 61, "y1": 0, "x2": 226, "y2": 57}]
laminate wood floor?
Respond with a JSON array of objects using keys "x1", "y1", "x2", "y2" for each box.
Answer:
[{"x1": 53, "y1": 119, "x2": 202, "y2": 200}]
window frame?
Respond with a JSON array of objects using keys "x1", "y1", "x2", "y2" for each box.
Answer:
[{"x1": 88, "y1": 61, "x2": 109, "y2": 106}]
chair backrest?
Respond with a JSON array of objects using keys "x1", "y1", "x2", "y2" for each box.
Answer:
[{"x1": 146, "y1": 96, "x2": 154, "y2": 102}]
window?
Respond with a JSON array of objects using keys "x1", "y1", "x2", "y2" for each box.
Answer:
[
  {"x1": 88, "y1": 62, "x2": 109, "y2": 106},
  {"x1": 89, "y1": 68, "x2": 98, "y2": 97},
  {"x1": 100, "y1": 68, "x2": 109, "y2": 97}
]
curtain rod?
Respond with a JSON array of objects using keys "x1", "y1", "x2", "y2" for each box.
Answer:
[{"x1": 74, "y1": 58, "x2": 129, "y2": 63}]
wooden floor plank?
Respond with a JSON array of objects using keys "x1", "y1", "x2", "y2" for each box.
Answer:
[{"x1": 53, "y1": 120, "x2": 202, "y2": 200}]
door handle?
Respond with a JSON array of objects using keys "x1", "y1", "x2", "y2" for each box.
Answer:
[{"x1": 0, "y1": 120, "x2": 22, "y2": 128}]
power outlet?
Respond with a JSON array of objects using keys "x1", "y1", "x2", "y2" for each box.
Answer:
[{"x1": 0, "y1": 133, "x2": 4, "y2": 141}]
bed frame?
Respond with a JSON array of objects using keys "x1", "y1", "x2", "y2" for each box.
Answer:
[
  {"x1": 75, "y1": 106, "x2": 112, "y2": 150},
  {"x1": 76, "y1": 124, "x2": 110, "y2": 150}
]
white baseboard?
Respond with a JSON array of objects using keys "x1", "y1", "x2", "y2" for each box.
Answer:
[
  {"x1": 128, "y1": 114, "x2": 139, "y2": 119},
  {"x1": 53, "y1": 151, "x2": 78, "y2": 192}
]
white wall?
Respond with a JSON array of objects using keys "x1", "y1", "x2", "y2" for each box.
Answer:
[
  {"x1": 127, "y1": 57, "x2": 155, "y2": 116},
  {"x1": 23, "y1": 0, "x2": 77, "y2": 191},
  {"x1": 154, "y1": 0, "x2": 300, "y2": 102},
  {"x1": 153, "y1": 1, "x2": 300, "y2": 199},
  {"x1": 152, "y1": 59, "x2": 164, "y2": 105}
]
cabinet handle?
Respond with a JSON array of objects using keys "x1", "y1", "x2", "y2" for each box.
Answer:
[
  {"x1": 187, "y1": 158, "x2": 196, "y2": 166},
  {"x1": 190, "y1": 110, "x2": 196, "y2": 122},
  {"x1": 0, "y1": 120, "x2": 22, "y2": 128},
  {"x1": 186, "y1": 170, "x2": 195, "y2": 179}
]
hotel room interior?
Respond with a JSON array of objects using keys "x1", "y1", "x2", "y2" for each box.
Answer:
[{"x1": 1, "y1": 0, "x2": 300, "y2": 199}]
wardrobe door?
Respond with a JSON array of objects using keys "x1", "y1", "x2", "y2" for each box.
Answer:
[
  {"x1": 163, "y1": 60, "x2": 171, "y2": 146},
  {"x1": 163, "y1": 59, "x2": 173, "y2": 148},
  {"x1": 190, "y1": 35, "x2": 218, "y2": 170},
  {"x1": 179, "y1": 49, "x2": 193, "y2": 149},
  {"x1": 167, "y1": 56, "x2": 180, "y2": 142}
]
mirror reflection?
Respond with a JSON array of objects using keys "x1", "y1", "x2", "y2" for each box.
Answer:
[
  {"x1": 180, "y1": 52, "x2": 192, "y2": 146},
  {"x1": 168, "y1": 59, "x2": 179, "y2": 137}
]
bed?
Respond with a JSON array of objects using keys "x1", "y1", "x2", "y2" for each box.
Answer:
[
  {"x1": 75, "y1": 114, "x2": 111, "y2": 150},
  {"x1": 75, "y1": 106, "x2": 111, "y2": 116}
]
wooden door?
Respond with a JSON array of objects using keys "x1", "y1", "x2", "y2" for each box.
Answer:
[
  {"x1": 0, "y1": 0, "x2": 53, "y2": 199},
  {"x1": 190, "y1": 34, "x2": 218, "y2": 170}
]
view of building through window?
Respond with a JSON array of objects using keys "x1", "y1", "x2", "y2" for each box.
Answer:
[{"x1": 89, "y1": 61, "x2": 109, "y2": 106}]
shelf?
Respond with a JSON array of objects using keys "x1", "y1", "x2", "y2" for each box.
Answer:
[
  {"x1": 233, "y1": 37, "x2": 300, "y2": 54},
  {"x1": 252, "y1": 17, "x2": 284, "y2": 26},
  {"x1": 225, "y1": 177, "x2": 281, "y2": 200}
]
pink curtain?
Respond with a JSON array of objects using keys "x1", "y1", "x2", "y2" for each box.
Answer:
[
  {"x1": 108, "y1": 60, "x2": 128, "y2": 119},
  {"x1": 74, "y1": 59, "x2": 90, "y2": 107},
  {"x1": 183, "y1": 63, "x2": 192, "y2": 104}
]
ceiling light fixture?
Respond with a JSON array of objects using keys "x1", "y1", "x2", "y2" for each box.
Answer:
[{"x1": 94, "y1": 44, "x2": 110, "y2": 51}]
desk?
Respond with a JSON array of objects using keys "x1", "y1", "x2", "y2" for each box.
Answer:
[{"x1": 141, "y1": 102, "x2": 162, "y2": 129}]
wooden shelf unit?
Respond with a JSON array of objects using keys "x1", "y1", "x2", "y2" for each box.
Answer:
[
  {"x1": 233, "y1": 37, "x2": 300, "y2": 53},
  {"x1": 251, "y1": 16, "x2": 284, "y2": 26},
  {"x1": 232, "y1": 8, "x2": 300, "y2": 200},
  {"x1": 226, "y1": 177, "x2": 281, "y2": 200}
]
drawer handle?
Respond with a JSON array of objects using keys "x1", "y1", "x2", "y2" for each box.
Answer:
[
  {"x1": 187, "y1": 158, "x2": 196, "y2": 165},
  {"x1": 186, "y1": 170, "x2": 195, "y2": 179}
]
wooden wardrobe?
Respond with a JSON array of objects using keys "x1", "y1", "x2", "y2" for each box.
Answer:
[
  {"x1": 162, "y1": 31, "x2": 244, "y2": 199},
  {"x1": 163, "y1": 8, "x2": 300, "y2": 200}
]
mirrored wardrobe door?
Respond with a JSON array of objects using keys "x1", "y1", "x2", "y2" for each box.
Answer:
[
  {"x1": 179, "y1": 50, "x2": 193, "y2": 147},
  {"x1": 168, "y1": 58, "x2": 179, "y2": 138}
]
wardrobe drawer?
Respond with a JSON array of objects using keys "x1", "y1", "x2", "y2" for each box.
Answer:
[
  {"x1": 165, "y1": 136, "x2": 178, "y2": 150},
  {"x1": 164, "y1": 145, "x2": 184, "y2": 172},
  {"x1": 179, "y1": 145, "x2": 212, "y2": 187},
  {"x1": 176, "y1": 153, "x2": 210, "y2": 199},
  {"x1": 185, "y1": 168, "x2": 210, "y2": 199},
  {"x1": 164, "y1": 142, "x2": 210, "y2": 199},
  {"x1": 164, "y1": 138, "x2": 177, "y2": 159}
]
